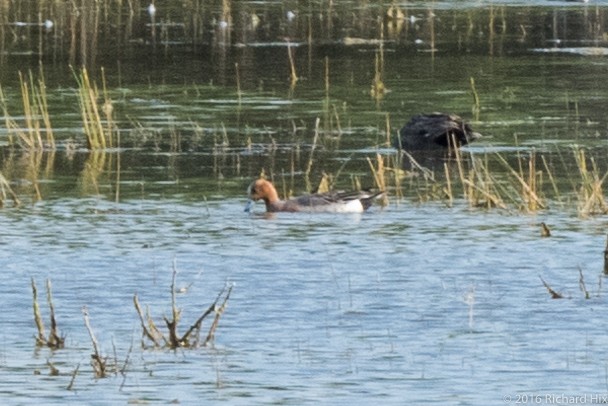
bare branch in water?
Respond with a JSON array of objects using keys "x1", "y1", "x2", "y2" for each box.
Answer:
[{"x1": 539, "y1": 275, "x2": 564, "y2": 299}]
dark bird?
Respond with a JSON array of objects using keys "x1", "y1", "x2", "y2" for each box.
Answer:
[{"x1": 394, "y1": 113, "x2": 481, "y2": 151}]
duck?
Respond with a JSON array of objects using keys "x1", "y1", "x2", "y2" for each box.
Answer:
[
  {"x1": 394, "y1": 113, "x2": 481, "y2": 151},
  {"x1": 244, "y1": 179, "x2": 384, "y2": 213}
]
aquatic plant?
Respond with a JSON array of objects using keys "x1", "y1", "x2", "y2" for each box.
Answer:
[
  {"x1": 370, "y1": 41, "x2": 386, "y2": 102},
  {"x1": 19, "y1": 70, "x2": 54, "y2": 149},
  {"x1": 287, "y1": 41, "x2": 298, "y2": 88},
  {"x1": 72, "y1": 66, "x2": 114, "y2": 150},
  {"x1": 496, "y1": 150, "x2": 546, "y2": 212},
  {"x1": 573, "y1": 147, "x2": 608, "y2": 217},
  {"x1": 469, "y1": 77, "x2": 480, "y2": 121},
  {"x1": 367, "y1": 153, "x2": 389, "y2": 206},
  {"x1": 133, "y1": 261, "x2": 233, "y2": 349},
  {"x1": 460, "y1": 154, "x2": 507, "y2": 210},
  {"x1": 0, "y1": 70, "x2": 54, "y2": 150}
]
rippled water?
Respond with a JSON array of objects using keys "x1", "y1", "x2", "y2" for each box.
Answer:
[
  {"x1": 2, "y1": 197, "x2": 608, "y2": 404},
  {"x1": 2, "y1": 0, "x2": 608, "y2": 405}
]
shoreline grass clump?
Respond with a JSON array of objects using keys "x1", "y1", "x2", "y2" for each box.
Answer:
[{"x1": 133, "y1": 262, "x2": 233, "y2": 349}]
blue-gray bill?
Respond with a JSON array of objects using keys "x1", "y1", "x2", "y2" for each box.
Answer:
[{"x1": 244, "y1": 200, "x2": 254, "y2": 212}]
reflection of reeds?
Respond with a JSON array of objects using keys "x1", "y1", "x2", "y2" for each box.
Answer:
[
  {"x1": 0, "y1": 171, "x2": 20, "y2": 207},
  {"x1": 79, "y1": 150, "x2": 108, "y2": 196}
]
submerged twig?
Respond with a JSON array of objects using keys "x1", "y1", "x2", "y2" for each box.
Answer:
[
  {"x1": 540, "y1": 222, "x2": 551, "y2": 237},
  {"x1": 578, "y1": 267, "x2": 590, "y2": 299},
  {"x1": 539, "y1": 275, "x2": 564, "y2": 299}
]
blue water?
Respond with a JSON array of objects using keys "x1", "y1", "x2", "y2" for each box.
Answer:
[
  {"x1": 2, "y1": 1, "x2": 608, "y2": 404},
  {"x1": 1, "y1": 197, "x2": 607, "y2": 404}
]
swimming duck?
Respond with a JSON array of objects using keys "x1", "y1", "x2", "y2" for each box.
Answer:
[
  {"x1": 244, "y1": 179, "x2": 384, "y2": 213},
  {"x1": 394, "y1": 113, "x2": 481, "y2": 151}
]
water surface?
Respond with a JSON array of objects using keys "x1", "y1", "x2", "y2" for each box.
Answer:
[{"x1": 1, "y1": 1, "x2": 608, "y2": 405}]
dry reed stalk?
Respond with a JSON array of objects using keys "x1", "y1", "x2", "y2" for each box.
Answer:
[
  {"x1": 32, "y1": 278, "x2": 47, "y2": 346},
  {"x1": 304, "y1": 118, "x2": 321, "y2": 192},
  {"x1": 495, "y1": 152, "x2": 546, "y2": 212},
  {"x1": 82, "y1": 306, "x2": 107, "y2": 378},
  {"x1": 100, "y1": 67, "x2": 114, "y2": 148},
  {"x1": 452, "y1": 140, "x2": 468, "y2": 200},
  {"x1": 203, "y1": 285, "x2": 233, "y2": 346},
  {"x1": 331, "y1": 104, "x2": 343, "y2": 137},
  {"x1": 1, "y1": 70, "x2": 54, "y2": 150},
  {"x1": 367, "y1": 153, "x2": 388, "y2": 205},
  {"x1": 541, "y1": 155, "x2": 562, "y2": 204},
  {"x1": 574, "y1": 148, "x2": 608, "y2": 216},
  {"x1": 316, "y1": 173, "x2": 331, "y2": 193},
  {"x1": 45, "y1": 279, "x2": 64, "y2": 348},
  {"x1": 470, "y1": 76, "x2": 480, "y2": 121},
  {"x1": 370, "y1": 50, "x2": 386, "y2": 101},
  {"x1": 133, "y1": 294, "x2": 163, "y2": 347},
  {"x1": 66, "y1": 363, "x2": 80, "y2": 391},
  {"x1": 164, "y1": 260, "x2": 182, "y2": 348},
  {"x1": 31, "y1": 278, "x2": 64, "y2": 348},
  {"x1": 235, "y1": 62, "x2": 242, "y2": 105},
  {"x1": 444, "y1": 162, "x2": 453, "y2": 207},
  {"x1": 19, "y1": 71, "x2": 43, "y2": 150},
  {"x1": 463, "y1": 156, "x2": 507, "y2": 209},
  {"x1": 73, "y1": 67, "x2": 106, "y2": 150},
  {"x1": 287, "y1": 41, "x2": 298, "y2": 87},
  {"x1": 36, "y1": 69, "x2": 54, "y2": 149},
  {"x1": 579, "y1": 267, "x2": 590, "y2": 299},
  {"x1": 324, "y1": 56, "x2": 330, "y2": 98}
]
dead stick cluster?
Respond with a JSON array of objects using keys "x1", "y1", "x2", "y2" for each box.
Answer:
[
  {"x1": 134, "y1": 262, "x2": 233, "y2": 349},
  {"x1": 31, "y1": 265, "x2": 233, "y2": 381}
]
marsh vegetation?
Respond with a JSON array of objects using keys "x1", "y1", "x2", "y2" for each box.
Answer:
[{"x1": 2, "y1": 1, "x2": 608, "y2": 404}]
